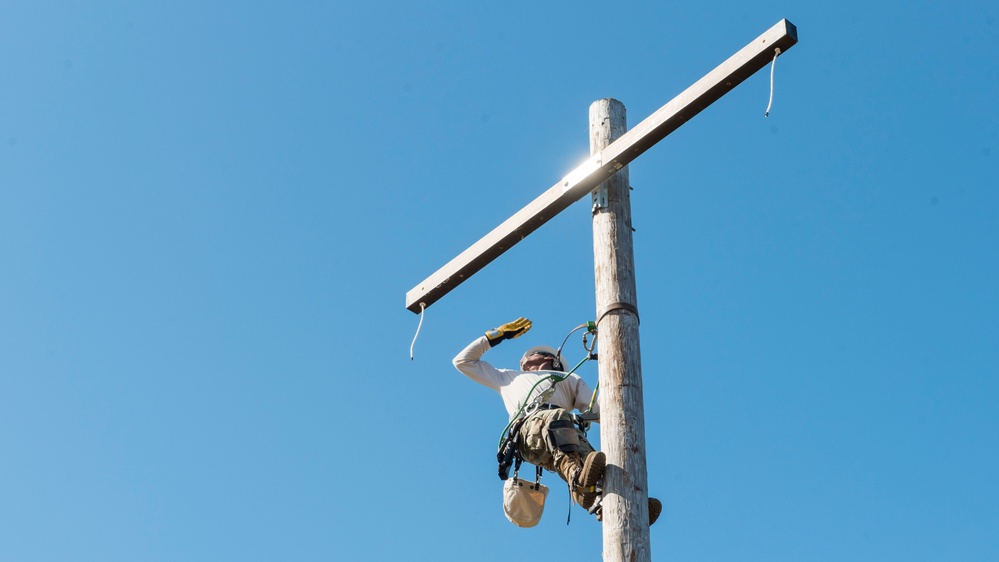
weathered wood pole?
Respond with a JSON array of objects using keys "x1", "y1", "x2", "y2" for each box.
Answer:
[{"x1": 590, "y1": 98, "x2": 651, "y2": 561}]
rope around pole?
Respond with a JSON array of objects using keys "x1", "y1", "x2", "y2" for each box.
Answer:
[{"x1": 765, "y1": 47, "x2": 781, "y2": 117}]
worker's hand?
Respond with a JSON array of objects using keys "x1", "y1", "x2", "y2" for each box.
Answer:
[{"x1": 485, "y1": 317, "x2": 532, "y2": 347}]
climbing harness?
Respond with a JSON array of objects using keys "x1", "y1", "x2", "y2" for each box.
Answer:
[{"x1": 496, "y1": 321, "x2": 600, "y2": 451}]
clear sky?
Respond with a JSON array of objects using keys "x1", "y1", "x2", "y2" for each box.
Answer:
[{"x1": 2, "y1": 1, "x2": 997, "y2": 561}]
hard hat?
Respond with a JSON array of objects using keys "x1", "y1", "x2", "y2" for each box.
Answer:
[{"x1": 521, "y1": 345, "x2": 569, "y2": 372}]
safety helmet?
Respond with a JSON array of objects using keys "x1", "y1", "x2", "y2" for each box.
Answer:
[{"x1": 521, "y1": 345, "x2": 568, "y2": 372}]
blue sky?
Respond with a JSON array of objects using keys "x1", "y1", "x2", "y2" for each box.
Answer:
[{"x1": 2, "y1": 1, "x2": 997, "y2": 560}]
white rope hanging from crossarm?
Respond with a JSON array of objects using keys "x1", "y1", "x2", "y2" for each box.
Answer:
[
  {"x1": 410, "y1": 302, "x2": 426, "y2": 360},
  {"x1": 765, "y1": 47, "x2": 781, "y2": 117}
]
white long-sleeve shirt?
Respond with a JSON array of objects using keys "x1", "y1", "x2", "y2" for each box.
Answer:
[{"x1": 453, "y1": 336, "x2": 597, "y2": 420}]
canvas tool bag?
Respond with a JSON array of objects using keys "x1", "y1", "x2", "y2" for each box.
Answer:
[{"x1": 502, "y1": 477, "x2": 549, "y2": 527}]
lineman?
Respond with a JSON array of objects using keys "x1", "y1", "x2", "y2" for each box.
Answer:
[{"x1": 453, "y1": 317, "x2": 661, "y2": 525}]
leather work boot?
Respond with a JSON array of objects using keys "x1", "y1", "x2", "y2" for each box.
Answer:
[
  {"x1": 572, "y1": 451, "x2": 606, "y2": 509},
  {"x1": 580, "y1": 451, "x2": 606, "y2": 488},
  {"x1": 594, "y1": 497, "x2": 663, "y2": 526}
]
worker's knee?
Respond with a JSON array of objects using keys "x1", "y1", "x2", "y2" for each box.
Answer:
[{"x1": 577, "y1": 430, "x2": 596, "y2": 456}]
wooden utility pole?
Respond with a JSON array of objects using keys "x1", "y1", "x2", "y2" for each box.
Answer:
[
  {"x1": 590, "y1": 99, "x2": 650, "y2": 560},
  {"x1": 405, "y1": 19, "x2": 798, "y2": 561}
]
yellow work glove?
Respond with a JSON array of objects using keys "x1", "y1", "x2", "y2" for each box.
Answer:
[{"x1": 485, "y1": 317, "x2": 532, "y2": 347}]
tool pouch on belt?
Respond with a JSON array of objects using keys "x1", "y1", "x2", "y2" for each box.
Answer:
[
  {"x1": 497, "y1": 417, "x2": 526, "y2": 480},
  {"x1": 548, "y1": 418, "x2": 580, "y2": 454}
]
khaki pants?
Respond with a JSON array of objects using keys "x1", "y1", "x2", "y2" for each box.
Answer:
[{"x1": 516, "y1": 409, "x2": 596, "y2": 484}]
